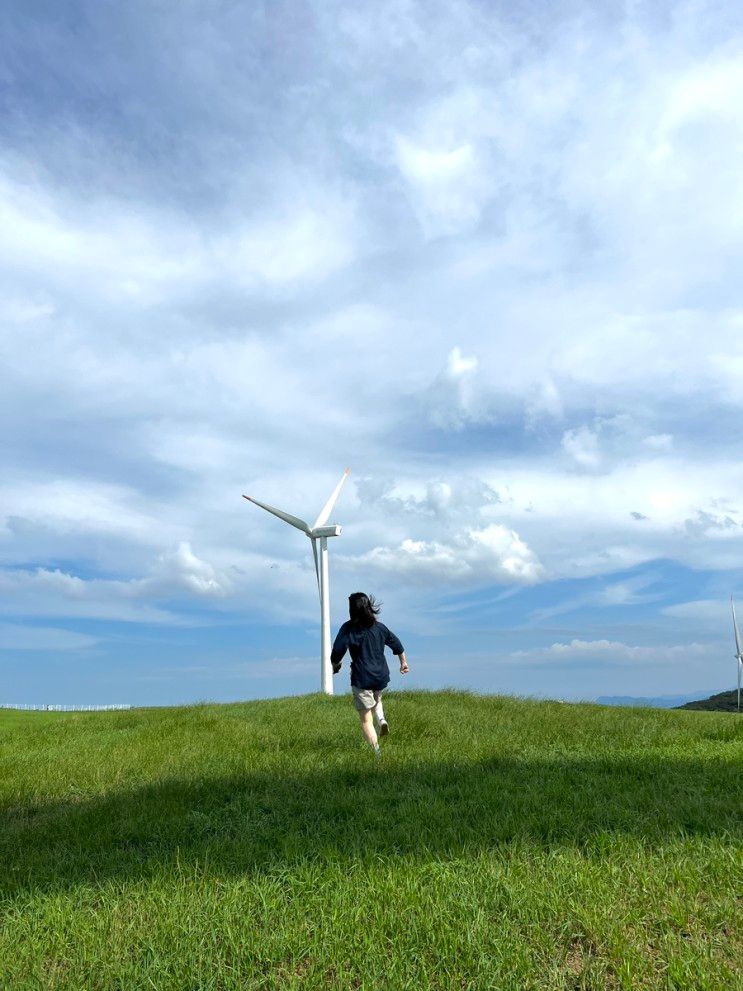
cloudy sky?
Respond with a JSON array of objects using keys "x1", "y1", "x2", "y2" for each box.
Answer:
[{"x1": 2, "y1": 0, "x2": 742, "y2": 706}]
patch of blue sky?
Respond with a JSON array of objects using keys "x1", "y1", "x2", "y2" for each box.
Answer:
[{"x1": 2, "y1": 615, "x2": 320, "y2": 706}]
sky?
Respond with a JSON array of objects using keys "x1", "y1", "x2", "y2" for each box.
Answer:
[{"x1": 1, "y1": 0, "x2": 742, "y2": 706}]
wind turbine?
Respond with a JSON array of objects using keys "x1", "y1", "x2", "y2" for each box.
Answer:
[
  {"x1": 732, "y1": 597, "x2": 742, "y2": 713},
  {"x1": 242, "y1": 469, "x2": 350, "y2": 695}
]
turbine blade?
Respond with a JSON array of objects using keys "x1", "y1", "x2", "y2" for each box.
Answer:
[
  {"x1": 313, "y1": 468, "x2": 350, "y2": 529},
  {"x1": 311, "y1": 537, "x2": 320, "y2": 593},
  {"x1": 732, "y1": 597, "x2": 742, "y2": 656},
  {"x1": 242, "y1": 495, "x2": 311, "y2": 534}
]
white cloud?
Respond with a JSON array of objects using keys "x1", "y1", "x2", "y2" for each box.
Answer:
[
  {"x1": 0, "y1": 542, "x2": 232, "y2": 623},
  {"x1": 446, "y1": 345, "x2": 478, "y2": 377},
  {"x1": 0, "y1": 568, "x2": 176, "y2": 623},
  {"x1": 683, "y1": 510, "x2": 741, "y2": 538},
  {"x1": 347, "y1": 522, "x2": 543, "y2": 585},
  {"x1": 0, "y1": 297, "x2": 56, "y2": 324},
  {"x1": 150, "y1": 542, "x2": 232, "y2": 598},
  {"x1": 396, "y1": 140, "x2": 475, "y2": 183},
  {"x1": 482, "y1": 458, "x2": 743, "y2": 578},
  {"x1": 597, "y1": 576, "x2": 661, "y2": 607},
  {"x1": 561, "y1": 425, "x2": 602, "y2": 469},
  {"x1": 353, "y1": 475, "x2": 501, "y2": 523},
  {"x1": 222, "y1": 195, "x2": 358, "y2": 289},
  {"x1": 512, "y1": 639, "x2": 712, "y2": 665},
  {"x1": 643, "y1": 434, "x2": 674, "y2": 451},
  {"x1": 525, "y1": 377, "x2": 563, "y2": 425},
  {"x1": 0, "y1": 173, "x2": 202, "y2": 304},
  {"x1": 422, "y1": 346, "x2": 488, "y2": 429},
  {"x1": 662, "y1": 599, "x2": 737, "y2": 625},
  {"x1": 0, "y1": 479, "x2": 171, "y2": 548},
  {"x1": 395, "y1": 136, "x2": 486, "y2": 235}
]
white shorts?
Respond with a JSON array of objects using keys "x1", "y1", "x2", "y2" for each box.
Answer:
[{"x1": 352, "y1": 686, "x2": 385, "y2": 713}]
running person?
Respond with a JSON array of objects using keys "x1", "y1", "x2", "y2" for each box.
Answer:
[{"x1": 331, "y1": 592, "x2": 409, "y2": 755}]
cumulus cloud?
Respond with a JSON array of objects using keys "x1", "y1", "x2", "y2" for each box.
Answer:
[
  {"x1": 0, "y1": 542, "x2": 231, "y2": 623},
  {"x1": 0, "y1": 567, "x2": 176, "y2": 623},
  {"x1": 483, "y1": 458, "x2": 743, "y2": 579},
  {"x1": 422, "y1": 346, "x2": 489, "y2": 429},
  {"x1": 561, "y1": 425, "x2": 602, "y2": 470},
  {"x1": 347, "y1": 522, "x2": 543, "y2": 585},
  {"x1": 149, "y1": 542, "x2": 232, "y2": 597},
  {"x1": 394, "y1": 135, "x2": 487, "y2": 236},
  {"x1": 353, "y1": 474, "x2": 501, "y2": 520}
]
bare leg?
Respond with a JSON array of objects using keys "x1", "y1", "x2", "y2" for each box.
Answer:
[
  {"x1": 359, "y1": 709, "x2": 379, "y2": 750},
  {"x1": 373, "y1": 696, "x2": 386, "y2": 726}
]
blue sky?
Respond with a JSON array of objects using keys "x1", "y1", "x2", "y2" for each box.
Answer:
[{"x1": 2, "y1": 0, "x2": 742, "y2": 705}]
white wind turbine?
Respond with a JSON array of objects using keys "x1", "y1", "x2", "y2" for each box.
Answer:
[
  {"x1": 731, "y1": 597, "x2": 743, "y2": 713},
  {"x1": 242, "y1": 469, "x2": 350, "y2": 695}
]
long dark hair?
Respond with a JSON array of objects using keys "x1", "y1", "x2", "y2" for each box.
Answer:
[{"x1": 348, "y1": 592, "x2": 381, "y2": 628}]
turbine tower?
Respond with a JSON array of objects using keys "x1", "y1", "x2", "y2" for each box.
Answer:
[
  {"x1": 242, "y1": 469, "x2": 350, "y2": 695},
  {"x1": 732, "y1": 597, "x2": 742, "y2": 713}
]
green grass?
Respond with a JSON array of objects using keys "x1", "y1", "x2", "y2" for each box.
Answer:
[{"x1": 1, "y1": 691, "x2": 741, "y2": 990}]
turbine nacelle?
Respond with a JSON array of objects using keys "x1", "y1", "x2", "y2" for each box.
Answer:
[{"x1": 311, "y1": 525, "x2": 342, "y2": 538}]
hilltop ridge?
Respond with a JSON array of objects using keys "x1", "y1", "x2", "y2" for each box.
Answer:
[{"x1": 677, "y1": 689, "x2": 740, "y2": 712}]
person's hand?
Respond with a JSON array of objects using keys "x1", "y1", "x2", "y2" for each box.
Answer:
[
  {"x1": 400, "y1": 658, "x2": 409, "y2": 674},
  {"x1": 332, "y1": 661, "x2": 342, "y2": 674}
]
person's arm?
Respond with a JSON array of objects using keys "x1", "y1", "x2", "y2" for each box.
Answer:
[
  {"x1": 383, "y1": 625, "x2": 409, "y2": 674},
  {"x1": 330, "y1": 624, "x2": 348, "y2": 674}
]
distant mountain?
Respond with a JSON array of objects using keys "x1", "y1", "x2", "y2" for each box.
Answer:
[
  {"x1": 676, "y1": 690, "x2": 740, "y2": 713},
  {"x1": 596, "y1": 694, "x2": 701, "y2": 709}
]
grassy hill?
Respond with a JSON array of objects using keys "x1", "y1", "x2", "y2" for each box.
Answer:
[
  {"x1": 677, "y1": 689, "x2": 740, "y2": 713},
  {"x1": 1, "y1": 691, "x2": 741, "y2": 990}
]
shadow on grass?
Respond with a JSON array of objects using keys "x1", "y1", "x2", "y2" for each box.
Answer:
[{"x1": 3, "y1": 754, "x2": 741, "y2": 896}]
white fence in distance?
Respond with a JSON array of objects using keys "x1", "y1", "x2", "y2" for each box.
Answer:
[{"x1": 0, "y1": 704, "x2": 131, "y2": 711}]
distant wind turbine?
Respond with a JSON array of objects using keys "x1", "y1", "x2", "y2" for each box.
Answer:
[
  {"x1": 243, "y1": 469, "x2": 350, "y2": 695},
  {"x1": 732, "y1": 597, "x2": 743, "y2": 713}
]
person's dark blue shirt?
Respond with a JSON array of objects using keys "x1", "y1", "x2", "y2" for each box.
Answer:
[{"x1": 331, "y1": 620, "x2": 404, "y2": 690}]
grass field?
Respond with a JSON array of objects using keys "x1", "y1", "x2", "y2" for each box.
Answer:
[{"x1": 1, "y1": 690, "x2": 741, "y2": 990}]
